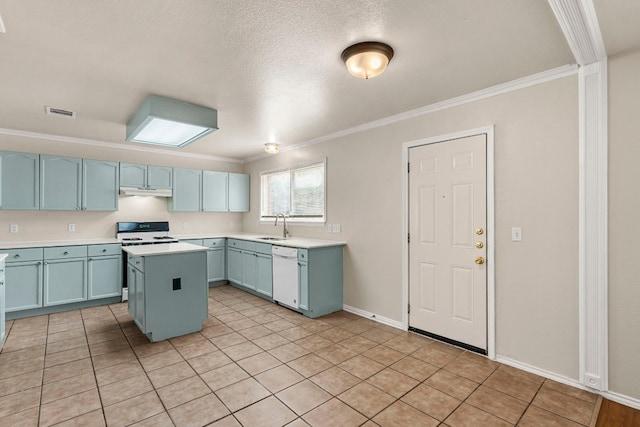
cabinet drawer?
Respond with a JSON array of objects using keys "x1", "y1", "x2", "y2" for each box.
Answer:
[
  {"x1": 203, "y1": 238, "x2": 225, "y2": 248},
  {"x1": 44, "y1": 245, "x2": 87, "y2": 260},
  {"x1": 227, "y1": 239, "x2": 242, "y2": 249},
  {"x1": 3, "y1": 247, "x2": 43, "y2": 263},
  {"x1": 128, "y1": 254, "x2": 144, "y2": 272},
  {"x1": 228, "y1": 239, "x2": 255, "y2": 251},
  {"x1": 298, "y1": 249, "x2": 309, "y2": 262},
  {"x1": 88, "y1": 244, "x2": 121, "y2": 257},
  {"x1": 255, "y1": 242, "x2": 272, "y2": 255}
]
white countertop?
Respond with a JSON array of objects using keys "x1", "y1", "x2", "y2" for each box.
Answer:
[
  {"x1": 0, "y1": 234, "x2": 346, "y2": 250},
  {"x1": 0, "y1": 253, "x2": 7, "y2": 262},
  {"x1": 122, "y1": 242, "x2": 208, "y2": 257},
  {"x1": 0, "y1": 238, "x2": 120, "y2": 249},
  {"x1": 174, "y1": 233, "x2": 346, "y2": 249}
]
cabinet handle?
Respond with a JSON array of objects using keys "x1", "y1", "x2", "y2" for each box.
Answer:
[
  {"x1": 102, "y1": 249, "x2": 107, "y2": 253},
  {"x1": 37, "y1": 261, "x2": 42, "y2": 266},
  {"x1": 0, "y1": 281, "x2": 4, "y2": 286},
  {"x1": 44, "y1": 262, "x2": 49, "y2": 265},
  {"x1": 13, "y1": 254, "x2": 20, "y2": 258},
  {"x1": 63, "y1": 251, "x2": 69, "y2": 255},
  {"x1": 88, "y1": 258, "x2": 93, "y2": 261},
  {"x1": 0, "y1": 269, "x2": 3, "y2": 273}
]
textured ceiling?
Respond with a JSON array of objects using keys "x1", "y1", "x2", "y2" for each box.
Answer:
[{"x1": 0, "y1": 0, "x2": 620, "y2": 161}]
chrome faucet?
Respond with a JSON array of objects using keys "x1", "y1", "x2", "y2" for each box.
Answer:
[{"x1": 275, "y1": 213, "x2": 289, "y2": 239}]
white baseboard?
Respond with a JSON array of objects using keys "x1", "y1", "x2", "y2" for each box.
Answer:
[
  {"x1": 342, "y1": 304, "x2": 404, "y2": 330},
  {"x1": 497, "y1": 356, "x2": 640, "y2": 410}
]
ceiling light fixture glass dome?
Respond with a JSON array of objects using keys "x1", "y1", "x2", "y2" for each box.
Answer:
[
  {"x1": 264, "y1": 142, "x2": 280, "y2": 154},
  {"x1": 341, "y1": 41, "x2": 394, "y2": 79}
]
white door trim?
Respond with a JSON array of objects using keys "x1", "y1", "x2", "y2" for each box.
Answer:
[{"x1": 402, "y1": 125, "x2": 495, "y2": 359}]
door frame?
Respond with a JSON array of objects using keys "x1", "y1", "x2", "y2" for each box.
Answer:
[{"x1": 402, "y1": 125, "x2": 496, "y2": 359}]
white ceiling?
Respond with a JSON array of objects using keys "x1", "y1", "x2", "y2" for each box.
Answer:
[{"x1": 0, "y1": 1, "x2": 637, "y2": 161}]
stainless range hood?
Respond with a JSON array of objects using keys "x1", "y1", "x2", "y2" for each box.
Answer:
[{"x1": 119, "y1": 186, "x2": 172, "y2": 197}]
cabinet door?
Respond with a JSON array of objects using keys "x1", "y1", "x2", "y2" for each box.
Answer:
[
  {"x1": 1, "y1": 261, "x2": 5, "y2": 346},
  {"x1": 40, "y1": 156, "x2": 82, "y2": 210},
  {"x1": 88, "y1": 255, "x2": 121, "y2": 299},
  {"x1": 43, "y1": 258, "x2": 87, "y2": 306},
  {"x1": 202, "y1": 171, "x2": 228, "y2": 211},
  {"x1": 134, "y1": 268, "x2": 145, "y2": 331},
  {"x1": 147, "y1": 166, "x2": 172, "y2": 190},
  {"x1": 256, "y1": 253, "x2": 273, "y2": 298},
  {"x1": 241, "y1": 251, "x2": 257, "y2": 290},
  {"x1": 119, "y1": 163, "x2": 147, "y2": 188},
  {"x1": 228, "y1": 173, "x2": 249, "y2": 212},
  {"x1": 83, "y1": 160, "x2": 119, "y2": 211},
  {"x1": 127, "y1": 265, "x2": 136, "y2": 318},
  {"x1": 5, "y1": 261, "x2": 43, "y2": 312},
  {"x1": 171, "y1": 168, "x2": 202, "y2": 211},
  {"x1": 298, "y1": 261, "x2": 309, "y2": 310},
  {"x1": 207, "y1": 248, "x2": 226, "y2": 282},
  {"x1": 0, "y1": 151, "x2": 39, "y2": 210},
  {"x1": 227, "y1": 248, "x2": 242, "y2": 285}
]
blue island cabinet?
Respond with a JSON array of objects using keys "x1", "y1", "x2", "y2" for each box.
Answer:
[
  {"x1": 126, "y1": 246, "x2": 207, "y2": 342},
  {"x1": 297, "y1": 246, "x2": 344, "y2": 319}
]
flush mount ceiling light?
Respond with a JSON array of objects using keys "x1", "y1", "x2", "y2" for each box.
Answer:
[
  {"x1": 264, "y1": 142, "x2": 280, "y2": 154},
  {"x1": 126, "y1": 95, "x2": 218, "y2": 148},
  {"x1": 341, "y1": 41, "x2": 394, "y2": 79}
]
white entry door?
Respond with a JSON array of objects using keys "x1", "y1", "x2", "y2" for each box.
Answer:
[{"x1": 409, "y1": 134, "x2": 487, "y2": 351}]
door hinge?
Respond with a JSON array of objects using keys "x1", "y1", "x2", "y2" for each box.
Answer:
[
  {"x1": 408, "y1": 304, "x2": 411, "y2": 314},
  {"x1": 407, "y1": 233, "x2": 410, "y2": 243},
  {"x1": 407, "y1": 163, "x2": 410, "y2": 173}
]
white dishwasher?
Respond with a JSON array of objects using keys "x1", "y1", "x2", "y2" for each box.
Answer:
[{"x1": 272, "y1": 245, "x2": 299, "y2": 309}]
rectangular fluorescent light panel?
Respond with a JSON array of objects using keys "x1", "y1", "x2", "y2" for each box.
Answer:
[{"x1": 126, "y1": 95, "x2": 218, "y2": 148}]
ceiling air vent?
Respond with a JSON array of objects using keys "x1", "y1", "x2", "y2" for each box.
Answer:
[{"x1": 45, "y1": 106, "x2": 76, "y2": 118}]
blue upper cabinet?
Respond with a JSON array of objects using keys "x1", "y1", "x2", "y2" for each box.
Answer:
[
  {"x1": 229, "y1": 173, "x2": 249, "y2": 212},
  {"x1": 83, "y1": 160, "x2": 119, "y2": 211},
  {"x1": 0, "y1": 151, "x2": 40, "y2": 210},
  {"x1": 119, "y1": 163, "x2": 147, "y2": 188},
  {"x1": 202, "y1": 171, "x2": 229, "y2": 212},
  {"x1": 40, "y1": 156, "x2": 83, "y2": 210},
  {"x1": 121, "y1": 163, "x2": 172, "y2": 190},
  {"x1": 171, "y1": 168, "x2": 202, "y2": 212},
  {"x1": 147, "y1": 166, "x2": 172, "y2": 190},
  {"x1": 41, "y1": 156, "x2": 118, "y2": 211}
]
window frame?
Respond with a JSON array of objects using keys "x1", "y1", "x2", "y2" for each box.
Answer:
[{"x1": 259, "y1": 158, "x2": 327, "y2": 225}]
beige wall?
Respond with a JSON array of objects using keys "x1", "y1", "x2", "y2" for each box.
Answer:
[
  {"x1": 243, "y1": 76, "x2": 580, "y2": 380},
  {"x1": 0, "y1": 134, "x2": 244, "y2": 243},
  {"x1": 607, "y1": 49, "x2": 640, "y2": 399}
]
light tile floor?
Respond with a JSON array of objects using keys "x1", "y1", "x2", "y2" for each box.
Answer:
[{"x1": 0, "y1": 285, "x2": 601, "y2": 426}]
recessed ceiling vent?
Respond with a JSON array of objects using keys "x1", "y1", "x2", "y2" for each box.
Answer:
[{"x1": 45, "y1": 106, "x2": 76, "y2": 118}]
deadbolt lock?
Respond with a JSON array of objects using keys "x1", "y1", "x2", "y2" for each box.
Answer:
[
  {"x1": 475, "y1": 256, "x2": 485, "y2": 265},
  {"x1": 475, "y1": 241, "x2": 484, "y2": 249},
  {"x1": 475, "y1": 227, "x2": 484, "y2": 235}
]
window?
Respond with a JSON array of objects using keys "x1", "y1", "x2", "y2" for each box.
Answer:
[{"x1": 261, "y1": 160, "x2": 326, "y2": 223}]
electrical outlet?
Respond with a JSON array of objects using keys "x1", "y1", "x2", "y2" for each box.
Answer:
[
  {"x1": 183, "y1": 221, "x2": 188, "y2": 229},
  {"x1": 68, "y1": 224, "x2": 76, "y2": 232},
  {"x1": 10, "y1": 224, "x2": 19, "y2": 233},
  {"x1": 511, "y1": 227, "x2": 522, "y2": 242},
  {"x1": 333, "y1": 224, "x2": 341, "y2": 233},
  {"x1": 327, "y1": 224, "x2": 333, "y2": 233}
]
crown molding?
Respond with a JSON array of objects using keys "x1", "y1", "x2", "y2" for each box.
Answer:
[
  {"x1": 0, "y1": 127, "x2": 242, "y2": 164},
  {"x1": 243, "y1": 64, "x2": 578, "y2": 163},
  {"x1": 547, "y1": 0, "x2": 607, "y2": 65}
]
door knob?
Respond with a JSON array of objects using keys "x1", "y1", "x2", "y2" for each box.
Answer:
[
  {"x1": 475, "y1": 228, "x2": 484, "y2": 235},
  {"x1": 475, "y1": 257, "x2": 485, "y2": 265},
  {"x1": 475, "y1": 241, "x2": 484, "y2": 249}
]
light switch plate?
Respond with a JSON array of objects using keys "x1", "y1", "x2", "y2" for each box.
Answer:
[
  {"x1": 10, "y1": 224, "x2": 18, "y2": 233},
  {"x1": 68, "y1": 224, "x2": 75, "y2": 232},
  {"x1": 511, "y1": 227, "x2": 522, "y2": 242}
]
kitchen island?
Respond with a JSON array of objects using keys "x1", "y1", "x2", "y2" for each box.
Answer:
[{"x1": 124, "y1": 242, "x2": 207, "y2": 342}]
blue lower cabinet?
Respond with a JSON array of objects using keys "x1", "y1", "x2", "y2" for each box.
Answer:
[
  {"x1": 207, "y1": 248, "x2": 226, "y2": 282},
  {"x1": 227, "y1": 248, "x2": 242, "y2": 285},
  {"x1": 43, "y1": 258, "x2": 87, "y2": 306},
  {"x1": 5, "y1": 260, "x2": 43, "y2": 312},
  {"x1": 241, "y1": 251, "x2": 257, "y2": 290},
  {"x1": 256, "y1": 253, "x2": 273, "y2": 298},
  {"x1": 88, "y1": 256, "x2": 121, "y2": 299},
  {"x1": 296, "y1": 246, "x2": 343, "y2": 318}
]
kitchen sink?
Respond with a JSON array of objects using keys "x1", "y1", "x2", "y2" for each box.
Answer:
[{"x1": 257, "y1": 237, "x2": 284, "y2": 241}]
